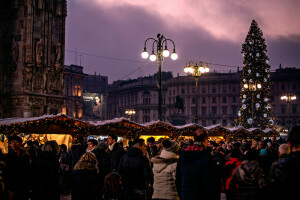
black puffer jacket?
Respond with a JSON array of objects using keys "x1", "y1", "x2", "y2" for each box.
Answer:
[
  {"x1": 269, "y1": 151, "x2": 300, "y2": 200},
  {"x1": 118, "y1": 147, "x2": 152, "y2": 190},
  {"x1": 229, "y1": 160, "x2": 266, "y2": 200},
  {"x1": 176, "y1": 145, "x2": 219, "y2": 200}
]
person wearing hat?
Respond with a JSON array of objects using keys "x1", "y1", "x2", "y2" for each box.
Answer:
[
  {"x1": 151, "y1": 139, "x2": 180, "y2": 200},
  {"x1": 5, "y1": 136, "x2": 31, "y2": 200},
  {"x1": 269, "y1": 125, "x2": 300, "y2": 200}
]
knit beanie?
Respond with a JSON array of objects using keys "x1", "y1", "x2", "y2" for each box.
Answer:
[
  {"x1": 260, "y1": 148, "x2": 267, "y2": 156},
  {"x1": 162, "y1": 139, "x2": 179, "y2": 153}
]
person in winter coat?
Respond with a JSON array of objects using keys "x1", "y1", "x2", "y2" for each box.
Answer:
[
  {"x1": 176, "y1": 130, "x2": 220, "y2": 200},
  {"x1": 229, "y1": 149, "x2": 266, "y2": 200},
  {"x1": 71, "y1": 152, "x2": 99, "y2": 200},
  {"x1": 59, "y1": 144, "x2": 71, "y2": 194},
  {"x1": 118, "y1": 138, "x2": 152, "y2": 200},
  {"x1": 32, "y1": 140, "x2": 61, "y2": 200},
  {"x1": 107, "y1": 134, "x2": 126, "y2": 172},
  {"x1": 276, "y1": 143, "x2": 290, "y2": 161},
  {"x1": 223, "y1": 149, "x2": 243, "y2": 199},
  {"x1": 269, "y1": 125, "x2": 300, "y2": 200},
  {"x1": 6, "y1": 136, "x2": 31, "y2": 200},
  {"x1": 93, "y1": 142, "x2": 111, "y2": 197},
  {"x1": 151, "y1": 139, "x2": 180, "y2": 200}
]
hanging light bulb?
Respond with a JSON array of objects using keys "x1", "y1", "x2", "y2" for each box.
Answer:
[
  {"x1": 141, "y1": 48, "x2": 149, "y2": 59},
  {"x1": 171, "y1": 49, "x2": 178, "y2": 60},
  {"x1": 149, "y1": 51, "x2": 156, "y2": 61},
  {"x1": 162, "y1": 46, "x2": 170, "y2": 57}
]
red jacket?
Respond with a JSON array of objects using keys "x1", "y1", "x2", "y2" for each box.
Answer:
[{"x1": 224, "y1": 157, "x2": 242, "y2": 190}]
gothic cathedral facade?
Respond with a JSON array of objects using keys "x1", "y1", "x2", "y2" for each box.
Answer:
[{"x1": 0, "y1": 0, "x2": 67, "y2": 118}]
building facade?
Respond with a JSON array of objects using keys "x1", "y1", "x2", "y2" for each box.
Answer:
[
  {"x1": 167, "y1": 72, "x2": 240, "y2": 126},
  {"x1": 107, "y1": 72, "x2": 173, "y2": 123},
  {"x1": 83, "y1": 72, "x2": 108, "y2": 94},
  {"x1": 270, "y1": 67, "x2": 300, "y2": 130},
  {"x1": 64, "y1": 64, "x2": 86, "y2": 118},
  {"x1": 106, "y1": 68, "x2": 300, "y2": 130},
  {"x1": 0, "y1": 0, "x2": 67, "y2": 118}
]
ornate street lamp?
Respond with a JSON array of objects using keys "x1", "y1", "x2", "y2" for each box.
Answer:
[
  {"x1": 184, "y1": 62, "x2": 209, "y2": 123},
  {"x1": 141, "y1": 33, "x2": 177, "y2": 121},
  {"x1": 281, "y1": 93, "x2": 296, "y2": 131},
  {"x1": 243, "y1": 81, "x2": 262, "y2": 127},
  {"x1": 125, "y1": 109, "x2": 136, "y2": 121}
]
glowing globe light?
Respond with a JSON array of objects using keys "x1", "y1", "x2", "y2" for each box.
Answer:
[
  {"x1": 163, "y1": 49, "x2": 170, "y2": 57},
  {"x1": 171, "y1": 51, "x2": 178, "y2": 60},
  {"x1": 149, "y1": 53, "x2": 156, "y2": 62},
  {"x1": 141, "y1": 50, "x2": 149, "y2": 59}
]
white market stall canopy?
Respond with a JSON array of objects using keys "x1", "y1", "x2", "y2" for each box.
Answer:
[{"x1": 0, "y1": 114, "x2": 279, "y2": 138}]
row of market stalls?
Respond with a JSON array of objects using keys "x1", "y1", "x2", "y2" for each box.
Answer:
[{"x1": 0, "y1": 114, "x2": 279, "y2": 153}]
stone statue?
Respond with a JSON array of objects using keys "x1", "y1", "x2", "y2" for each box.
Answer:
[
  {"x1": 11, "y1": 38, "x2": 19, "y2": 71},
  {"x1": 36, "y1": 39, "x2": 43, "y2": 67},
  {"x1": 23, "y1": 66, "x2": 33, "y2": 89},
  {"x1": 175, "y1": 95, "x2": 184, "y2": 113},
  {"x1": 54, "y1": 43, "x2": 62, "y2": 71},
  {"x1": 44, "y1": 68, "x2": 53, "y2": 93}
]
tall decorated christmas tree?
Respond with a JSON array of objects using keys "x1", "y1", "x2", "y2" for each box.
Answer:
[{"x1": 236, "y1": 20, "x2": 274, "y2": 129}]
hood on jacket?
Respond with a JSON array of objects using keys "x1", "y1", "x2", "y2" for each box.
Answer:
[
  {"x1": 180, "y1": 145, "x2": 209, "y2": 162},
  {"x1": 237, "y1": 160, "x2": 261, "y2": 182},
  {"x1": 151, "y1": 155, "x2": 178, "y2": 173}
]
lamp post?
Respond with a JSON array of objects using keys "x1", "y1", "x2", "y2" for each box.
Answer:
[
  {"x1": 141, "y1": 34, "x2": 178, "y2": 121},
  {"x1": 184, "y1": 62, "x2": 209, "y2": 123},
  {"x1": 243, "y1": 81, "x2": 262, "y2": 127},
  {"x1": 125, "y1": 109, "x2": 136, "y2": 121},
  {"x1": 280, "y1": 93, "x2": 296, "y2": 131}
]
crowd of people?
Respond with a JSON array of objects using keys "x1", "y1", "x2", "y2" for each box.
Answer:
[{"x1": 0, "y1": 125, "x2": 299, "y2": 200}]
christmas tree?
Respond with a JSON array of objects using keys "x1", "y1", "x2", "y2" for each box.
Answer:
[{"x1": 236, "y1": 20, "x2": 274, "y2": 129}]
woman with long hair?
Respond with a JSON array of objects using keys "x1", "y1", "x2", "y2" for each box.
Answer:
[
  {"x1": 72, "y1": 152, "x2": 99, "y2": 200},
  {"x1": 102, "y1": 172, "x2": 125, "y2": 200}
]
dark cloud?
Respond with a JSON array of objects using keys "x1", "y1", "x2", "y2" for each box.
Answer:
[{"x1": 65, "y1": 1, "x2": 300, "y2": 83}]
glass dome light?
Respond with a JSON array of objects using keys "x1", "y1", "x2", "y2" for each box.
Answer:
[
  {"x1": 257, "y1": 83, "x2": 262, "y2": 89},
  {"x1": 149, "y1": 52, "x2": 156, "y2": 61},
  {"x1": 171, "y1": 50, "x2": 178, "y2": 60},
  {"x1": 162, "y1": 47, "x2": 170, "y2": 57},
  {"x1": 141, "y1": 48, "x2": 149, "y2": 59},
  {"x1": 184, "y1": 67, "x2": 189, "y2": 73},
  {"x1": 199, "y1": 66, "x2": 204, "y2": 73},
  {"x1": 244, "y1": 84, "x2": 248, "y2": 89},
  {"x1": 204, "y1": 67, "x2": 209, "y2": 72}
]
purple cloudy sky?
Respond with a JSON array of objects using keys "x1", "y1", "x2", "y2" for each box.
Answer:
[{"x1": 65, "y1": 0, "x2": 300, "y2": 83}]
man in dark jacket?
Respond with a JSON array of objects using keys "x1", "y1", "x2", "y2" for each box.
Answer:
[
  {"x1": 176, "y1": 130, "x2": 220, "y2": 200},
  {"x1": 5, "y1": 136, "x2": 31, "y2": 200},
  {"x1": 146, "y1": 137, "x2": 158, "y2": 159},
  {"x1": 118, "y1": 139, "x2": 152, "y2": 200},
  {"x1": 107, "y1": 134, "x2": 126, "y2": 171},
  {"x1": 269, "y1": 125, "x2": 300, "y2": 200},
  {"x1": 70, "y1": 136, "x2": 86, "y2": 169},
  {"x1": 92, "y1": 142, "x2": 111, "y2": 197}
]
